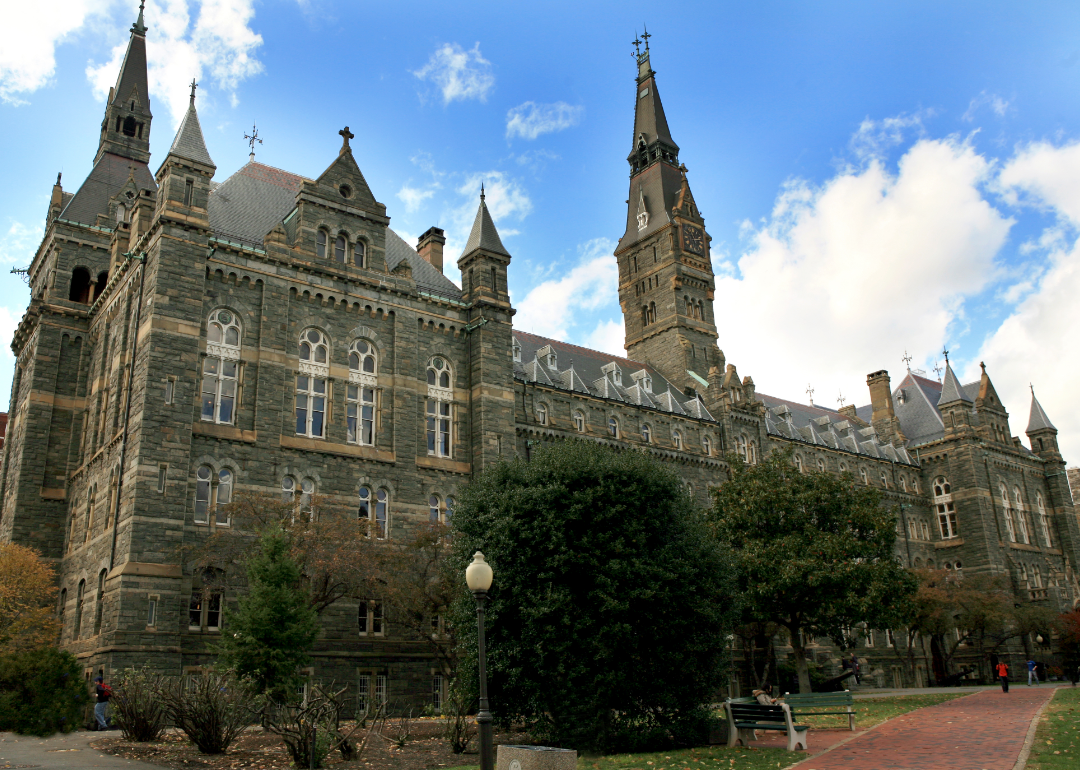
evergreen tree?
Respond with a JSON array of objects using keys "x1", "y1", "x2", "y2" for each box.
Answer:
[
  {"x1": 451, "y1": 440, "x2": 737, "y2": 752},
  {"x1": 214, "y1": 527, "x2": 319, "y2": 702},
  {"x1": 707, "y1": 448, "x2": 918, "y2": 693}
]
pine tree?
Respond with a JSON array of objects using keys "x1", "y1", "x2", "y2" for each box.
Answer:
[{"x1": 214, "y1": 527, "x2": 319, "y2": 702}]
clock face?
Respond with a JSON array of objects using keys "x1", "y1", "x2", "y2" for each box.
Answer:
[{"x1": 683, "y1": 224, "x2": 704, "y2": 255}]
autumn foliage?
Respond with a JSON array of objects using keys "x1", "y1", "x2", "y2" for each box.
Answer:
[{"x1": 0, "y1": 541, "x2": 60, "y2": 652}]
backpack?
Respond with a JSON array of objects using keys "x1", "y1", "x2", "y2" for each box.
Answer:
[{"x1": 100, "y1": 683, "x2": 113, "y2": 697}]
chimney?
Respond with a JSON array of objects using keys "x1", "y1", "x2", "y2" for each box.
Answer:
[
  {"x1": 866, "y1": 369, "x2": 905, "y2": 442},
  {"x1": 417, "y1": 227, "x2": 446, "y2": 273},
  {"x1": 48, "y1": 173, "x2": 64, "y2": 223}
]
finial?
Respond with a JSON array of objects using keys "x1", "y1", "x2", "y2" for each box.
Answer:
[
  {"x1": 902, "y1": 350, "x2": 912, "y2": 371},
  {"x1": 480, "y1": 182, "x2": 485, "y2": 202},
  {"x1": 133, "y1": 0, "x2": 147, "y2": 35},
  {"x1": 189, "y1": 78, "x2": 198, "y2": 105},
  {"x1": 980, "y1": 361, "x2": 986, "y2": 374},
  {"x1": 56, "y1": 172, "x2": 62, "y2": 186},
  {"x1": 1030, "y1": 383, "x2": 1035, "y2": 396},
  {"x1": 632, "y1": 35, "x2": 641, "y2": 59},
  {"x1": 806, "y1": 383, "x2": 815, "y2": 406},
  {"x1": 641, "y1": 24, "x2": 651, "y2": 52},
  {"x1": 244, "y1": 121, "x2": 262, "y2": 161},
  {"x1": 338, "y1": 125, "x2": 354, "y2": 153},
  {"x1": 933, "y1": 361, "x2": 943, "y2": 382},
  {"x1": 837, "y1": 391, "x2": 846, "y2": 408},
  {"x1": 942, "y1": 347, "x2": 950, "y2": 364}
]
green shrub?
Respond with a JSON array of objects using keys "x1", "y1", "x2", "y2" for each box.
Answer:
[
  {"x1": 111, "y1": 667, "x2": 168, "y2": 741},
  {"x1": 0, "y1": 648, "x2": 86, "y2": 736}
]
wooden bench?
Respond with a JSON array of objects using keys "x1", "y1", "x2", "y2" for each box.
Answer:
[
  {"x1": 724, "y1": 701, "x2": 809, "y2": 752},
  {"x1": 783, "y1": 690, "x2": 856, "y2": 731}
]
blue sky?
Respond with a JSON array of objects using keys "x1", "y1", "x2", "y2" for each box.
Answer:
[{"x1": 4, "y1": 1, "x2": 1080, "y2": 459}]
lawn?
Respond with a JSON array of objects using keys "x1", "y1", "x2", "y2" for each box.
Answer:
[
  {"x1": 1026, "y1": 686, "x2": 1080, "y2": 769},
  {"x1": 444, "y1": 693, "x2": 968, "y2": 770}
]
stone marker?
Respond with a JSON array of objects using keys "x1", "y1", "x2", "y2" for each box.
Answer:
[{"x1": 496, "y1": 744, "x2": 577, "y2": 770}]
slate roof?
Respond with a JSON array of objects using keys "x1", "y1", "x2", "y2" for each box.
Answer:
[
  {"x1": 59, "y1": 153, "x2": 156, "y2": 226},
  {"x1": 112, "y1": 23, "x2": 150, "y2": 113},
  {"x1": 167, "y1": 101, "x2": 214, "y2": 167},
  {"x1": 630, "y1": 57, "x2": 678, "y2": 155},
  {"x1": 461, "y1": 194, "x2": 510, "y2": 257},
  {"x1": 620, "y1": 161, "x2": 686, "y2": 248},
  {"x1": 513, "y1": 330, "x2": 713, "y2": 421},
  {"x1": 939, "y1": 361, "x2": 972, "y2": 404},
  {"x1": 206, "y1": 161, "x2": 462, "y2": 301},
  {"x1": 1027, "y1": 392, "x2": 1057, "y2": 433}
]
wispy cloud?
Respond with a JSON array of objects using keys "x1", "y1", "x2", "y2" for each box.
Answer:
[
  {"x1": 412, "y1": 42, "x2": 494, "y2": 105},
  {"x1": 963, "y1": 91, "x2": 1010, "y2": 122},
  {"x1": 850, "y1": 110, "x2": 933, "y2": 160},
  {"x1": 397, "y1": 184, "x2": 438, "y2": 213},
  {"x1": 505, "y1": 101, "x2": 583, "y2": 140},
  {"x1": 0, "y1": 220, "x2": 44, "y2": 266}
]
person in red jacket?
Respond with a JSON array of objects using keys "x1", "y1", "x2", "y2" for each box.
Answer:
[{"x1": 996, "y1": 661, "x2": 1010, "y2": 693}]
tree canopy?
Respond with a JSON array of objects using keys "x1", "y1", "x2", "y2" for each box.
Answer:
[
  {"x1": 707, "y1": 448, "x2": 917, "y2": 693},
  {"x1": 450, "y1": 440, "x2": 737, "y2": 752},
  {"x1": 0, "y1": 542, "x2": 60, "y2": 653}
]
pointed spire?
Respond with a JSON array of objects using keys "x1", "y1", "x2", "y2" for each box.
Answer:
[
  {"x1": 461, "y1": 188, "x2": 510, "y2": 258},
  {"x1": 1027, "y1": 386, "x2": 1057, "y2": 433},
  {"x1": 167, "y1": 89, "x2": 215, "y2": 168},
  {"x1": 133, "y1": 0, "x2": 147, "y2": 35},
  {"x1": 113, "y1": 3, "x2": 150, "y2": 107},
  {"x1": 938, "y1": 360, "x2": 972, "y2": 405}
]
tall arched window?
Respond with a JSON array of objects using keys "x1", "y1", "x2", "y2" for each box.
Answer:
[
  {"x1": 74, "y1": 579, "x2": 85, "y2": 639},
  {"x1": 880, "y1": 471, "x2": 889, "y2": 489},
  {"x1": 794, "y1": 455, "x2": 803, "y2": 473},
  {"x1": 194, "y1": 466, "x2": 234, "y2": 527},
  {"x1": 1037, "y1": 492, "x2": 1051, "y2": 547},
  {"x1": 817, "y1": 457, "x2": 826, "y2": 472},
  {"x1": 426, "y1": 358, "x2": 453, "y2": 458},
  {"x1": 573, "y1": 410, "x2": 586, "y2": 433},
  {"x1": 282, "y1": 476, "x2": 296, "y2": 503},
  {"x1": 348, "y1": 340, "x2": 377, "y2": 446},
  {"x1": 429, "y1": 495, "x2": 442, "y2": 523},
  {"x1": 299, "y1": 478, "x2": 316, "y2": 521},
  {"x1": 93, "y1": 569, "x2": 107, "y2": 635},
  {"x1": 195, "y1": 466, "x2": 212, "y2": 523},
  {"x1": 355, "y1": 240, "x2": 366, "y2": 268},
  {"x1": 536, "y1": 402, "x2": 548, "y2": 426},
  {"x1": 672, "y1": 429, "x2": 682, "y2": 450},
  {"x1": 58, "y1": 588, "x2": 67, "y2": 634},
  {"x1": 860, "y1": 468, "x2": 868, "y2": 485},
  {"x1": 1013, "y1": 487, "x2": 1029, "y2": 544},
  {"x1": 1000, "y1": 483, "x2": 1016, "y2": 542},
  {"x1": 512, "y1": 338, "x2": 522, "y2": 362},
  {"x1": 316, "y1": 229, "x2": 328, "y2": 259},
  {"x1": 934, "y1": 477, "x2": 958, "y2": 539},
  {"x1": 84, "y1": 486, "x2": 96, "y2": 543},
  {"x1": 748, "y1": 440, "x2": 758, "y2": 464},
  {"x1": 297, "y1": 329, "x2": 329, "y2": 438},
  {"x1": 702, "y1": 435, "x2": 712, "y2": 456},
  {"x1": 445, "y1": 496, "x2": 455, "y2": 525},
  {"x1": 641, "y1": 423, "x2": 652, "y2": 443},
  {"x1": 900, "y1": 477, "x2": 907, "y2": 493},
  {"x1": 359, "y1": 486, "x2": 388, "y2": 539},
  {"x1": 335, "y1": 234, "x2": 348, "y2": 264},
  {"x1": 736, "y1": 434, "x2": 747, "y2": 461},
  {"x1": 216, "y1": 469, "x2": 233, "y2": 526},
  {"x1": 203, "y1": 309, "x2": 241, "y2": 424},
  {"x1": 608, "y1": 416, "x2": 619, "y2": 438}
]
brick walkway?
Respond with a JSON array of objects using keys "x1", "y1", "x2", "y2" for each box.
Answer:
[{"x1": 789, "y1": 686, "x2": 1056, "y2": 770}]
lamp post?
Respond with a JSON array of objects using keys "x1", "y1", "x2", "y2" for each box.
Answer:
[{"x1": 466, "y1": 551, "x2": 494, "y2": 770}]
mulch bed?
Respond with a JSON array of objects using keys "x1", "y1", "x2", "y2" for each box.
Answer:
[{"x1": 92, "y1": 718, "x2": 529, "y2": 770}]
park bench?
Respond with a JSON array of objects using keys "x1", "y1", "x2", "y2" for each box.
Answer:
[
  {"x1": 724, "y1": 700, "x2": 809, "y2": 752},
  {"x1": 782, "y1": 690, "x2": 856, "y2": 731}
]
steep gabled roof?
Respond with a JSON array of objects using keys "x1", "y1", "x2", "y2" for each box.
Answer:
[
  {"x1": 461, "y1": 191, "x2": 510, "y2": 258},
  {"x1": 112, "y1": 12, "x2": 150, "y2": 115},
  {"x1": 939, "y1": 361, "x2": 973, "y2": 405},
  {"x1": 1027, "y1": 390, "x2": 1057, "y2": 433},
  {"x1": 167, "y1": 99, "x2": 214, "y2": 167},
  {"x1": 59, "y1": 153, "x2": 156, "y2": 226}
]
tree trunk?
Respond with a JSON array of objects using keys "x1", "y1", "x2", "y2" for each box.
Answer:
[{"x1": 792, "y1": 641, "x2": 813, "y2": 693}]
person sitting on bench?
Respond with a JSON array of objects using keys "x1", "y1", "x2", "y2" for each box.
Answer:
[{"x1": 753, "y1": 684, "x2": 780, "y2": 705}]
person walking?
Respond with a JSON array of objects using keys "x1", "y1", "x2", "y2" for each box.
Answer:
[
  {"x1": 92, "y1": 676, "x2": 112, "y2": 730},
  {"x1": 996, "y1": 660, "x2": 1010, "y2": 693},
  {"x1": 1027, "y1": 659, "x2": 1040, "y2": 686},
  {"x1": 850, "y1": 653, "x2": 861, "y2": 685}
]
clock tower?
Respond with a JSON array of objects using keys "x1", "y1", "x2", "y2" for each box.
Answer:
[{"x1": 614, "y1": 33, "x2": 720, "y2": 396}]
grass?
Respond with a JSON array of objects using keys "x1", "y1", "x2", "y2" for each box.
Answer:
[
  {"x1": 1026, "y1": 686, "x2": 1080, "y2": 769},
  {"x1": 442, "y1": 693, "x2": 968, "y2": 770}
]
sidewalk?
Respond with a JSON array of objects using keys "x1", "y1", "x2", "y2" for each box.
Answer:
[
  {"x1": 789, "y1": 686, "x2": 1057, "y2": 770},
  {"x1": 0, "y1": 729, "x2": 159, "y2": 769}
]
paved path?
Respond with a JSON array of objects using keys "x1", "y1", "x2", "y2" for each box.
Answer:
[
  {"x1": 789, "y1": 686, "x2": 1056, "y2": 770},
  {"x1": 0, "y1": 730, "x2": 158, "y2": 769}
]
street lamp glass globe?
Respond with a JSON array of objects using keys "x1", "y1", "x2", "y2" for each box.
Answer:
[{"x1": 466, "y1": 551, "x2": 494, "y2": 591}]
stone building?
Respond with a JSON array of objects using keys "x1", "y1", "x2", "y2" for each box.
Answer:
[{"x1": 3, "y1": 9, "x2": 1078, "y2": 705}]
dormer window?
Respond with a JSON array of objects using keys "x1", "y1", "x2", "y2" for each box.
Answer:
[
  {"x1": 512, "y1": 338, "x2": 521, "y2": 363},
  {"x1": 603, "y1": 362, "x2": 623, "y2": 386},
  {"x1": 116, "y1": 204, "x2": 126, "y2": 223},
  {"x1": 547, "y1": 350, "x2": 556, "y2": 368}
]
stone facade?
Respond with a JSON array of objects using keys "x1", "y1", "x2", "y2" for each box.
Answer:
[{"x1": 3, "y1": 12, "x2": 1079, "y2": 707}]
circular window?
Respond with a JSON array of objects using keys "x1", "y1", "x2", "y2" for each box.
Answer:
[
  {"x1": 217, "y1": 310, "x2": 232, "y2": 324},
  {"x1": 339, "y1": 184, "x2": 352, "y2": 199},
  {"x1": 307, "y1": 330, "x2": 321, "y2": 344}
]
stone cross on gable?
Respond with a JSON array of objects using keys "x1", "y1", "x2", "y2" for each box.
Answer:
[
  {"x1": 339, "y1": 126, "x2": 355, "y2": 152},
  {"x1": 933, "y1": 362, "x2": 943, "y2": 382},
  {"x1": 806, "y1": 383, "x2": 815, "y2": 406},
  {"x1": 837, "y1": 391, "x2": 846, "y2": 408}
]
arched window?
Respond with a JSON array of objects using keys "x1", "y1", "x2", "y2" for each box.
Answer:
[
  {"x1": 426, "y1": 358, "x2": 453, "y2": 458},
  {"x1": 736, "y1": 434, "x2": 747, "y2": 461},
  {"x1": 1000, "y1": 484, "x2": 1016, "y2": 542},
  {"x1": 445, "y1": 496, "x2": 455, "y2": 525},
  {"x1": 195, "y1": 466, "x2": 212, "y2": 523},
  {"x1": 316, "y1": 229, "x2": 328, "y2": 259},
  {"x1": 573, "y1": 410, "x2": 586, "y2": 433},
  {"x1": 188, "y1": 569, "x2": 222, "y2": 631},
  {"x1": 335, "y1": 234, "x2": 348, "y2": 264},
  {"x1": 1037, "y1": 492, "x2": 1051, "y2": 547},
  {"x1": 299, "y1": 478, "x2": 316, "y2": 521},
  {"x1": 297, "y1": 330, "x2": 329, "y2": 438},
  {"x1": 839, "y1": 462, "x2": 848, "y2": 474},
  {"x1": 860, "y1": 468, "x2": 868, "y2": 485},
  {"x1": 794, "y1": 455, "x2": 803, "y2": 473},
  {"x1": 934, "y1": 476, "x2": 958, "y2": 539},
  {"x1": 359, "y1": 486, "x2": 388, "y2": 538},
  {"x1": 649, "y1": 302, "x2": 656, "y2": 324},
  {"x1": 672, "y1": 429, "x2": 682, "y2": 450},
  {"x1": 954, "y1": 559, "x2": 963, "y2": 578},
  {"x1": 355, "y1": 240, "x2": 366, "y2": 268},
  {"x1": 282, "y1": 476, "x2": 296, "y2": 503},
  {"x1": 608, "y1": 416, "x2": 619, "y2": 438},
  {"x1": 1014, "y1": 487, "x2": 1029, "y2": 544},
  {"x1": 194, "y1": 466, "x2": 234, "y2": 527},
  {"x1": 93, "y1": 569, "x2": 107, "y2": 635},
  {"x1": 536, "y1": 402, "x2": 548, "y2": 426},
  {"x1": 702, "y1": 435, "x2": 712, "y2": 456},
  {"x1": 429, "y1": 495, "x2": 442, "y2": 523},
  {"x1": 84, "y1": 486, "x2": 96, "y2": 543},
  {"x1": 748, "y1": 440, "x2": 758, "y2": 464},
  {"x1": 817, "y1": 457, "x2": 825, "y2": 472},
  {"x1": 641, "y1": 423, "x2": 652, "y2": 443},
  {"x1": 216, "y1": 469, "x2": 233, "y2": 526},
  {"x1": 1033, "y1": 565, "x2": 1044, "y2": 589},
  {"x1": 900, "y1": 477, "x2": 907, "y2": 493},
  {"x1": 348, "y1": 340, "x2": 377, "y2": 446},
  {"x1": 912, "y1": 477, "x2": 920, "y2": 494},
  {"x1": 74, "y1": 579, "x2": 86, "y2": 639},
  {"x1": 202, "y1": 309, "x2": 241, "y2": 424},
  {"x1": 880, "y1": 471, "x2": 889, "y2": 489},
  {"x1": 69, "y1": 267, "x2": 92, "y2": 303}
]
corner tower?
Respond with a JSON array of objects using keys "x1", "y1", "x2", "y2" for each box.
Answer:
[
  {"x1": 614, "y1": 33, "x2": 719, "y2": 395},
  {"x1": 96, "y1": 2, "x2": 153, "y2": 164}
]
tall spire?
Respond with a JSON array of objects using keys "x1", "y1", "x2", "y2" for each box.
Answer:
[
  {"x1": 1027, "y1": 387, "x2": 1057, "y2": 433},
  {"x1": 461, "y1": 189, "x2": 509, "y2": 258},
  {"x1": 96, "y1": 1, "x2": 153, "y2": 164},
  {"x1": 164, "y1": 83, "x2": 215, "y2": 169},
  {"x1": 938, "y1": 360, "x2": 972, "y2": 405}
]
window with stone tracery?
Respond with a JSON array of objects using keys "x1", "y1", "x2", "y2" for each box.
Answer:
[
  {"x1": 1014, "y1": 487, "x2": 1030, "y2": 544},
  {"x1": 296, "y1": 329, "x2": 329, "y2": 438},
  {"x1": 202, "y1": 309, "x2": 241, "y2": 424},
  {"x1": 1000, "y1": 483, "x2": 1016, "y2": 543},
  {"x1": 1037, "y1": 492, "x2": 1051, "y2": 547},
  {"x1": 347, "y1": 340, "x2": 377, "y2": 446},
  {"x1": 935, "y1": 476, "x2": 958, "y2": 539},
  {"x1": 426, "y1": 358, "x2": 453, "y2": 458}
]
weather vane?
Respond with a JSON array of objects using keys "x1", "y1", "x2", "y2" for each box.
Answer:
[
  {"x1": 941, "y1": 347, "x2": 950, "y2": 364},
  {"x1": 933, "y1": 361, "x2": 943, "y2": 382},
  {"x1": 902, "y1": 350, "x2": 912, "y2": 371},
  {"x1": 244, "y1": 122, "x2": 262, "y2": 160},
  {"x1": 806, "y1": 383, "x2": 815, "y2": 406},
  {"x1": 189, "y1": 78, "x2": 198, "y2": 103},
  {"x1": 837, "y1": 391, "x2": 846, "y2": 408}
]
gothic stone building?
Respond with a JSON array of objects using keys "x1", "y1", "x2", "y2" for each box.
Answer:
[{"x1": 3, "y1": 10, "x2": 1079, "y2": 705}]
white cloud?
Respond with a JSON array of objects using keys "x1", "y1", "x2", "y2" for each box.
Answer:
[
  {"x1": 584, "y1": 318, "x2": 625, "y2": 358},
  {"x1": 850, "y1": 111, "x2": 932, "y2": 160},
  {"x1": 514, "y1": 238, "x2": 618, "y2": 341},
  {"x1": 976, "y1": 141, "x2": 1080, "y2": 462},
  {"x1": 0, "y1": 220, "x2": 45, "y2": 266},
  {"x1": 397, "y1": 184, "x2": 437, "y2": 213},
  {"x1": 718, "y1": 136, "x2": 1011, "y2": 411},
  {"x1": 963, "y1": 91, "x2": 1010, "y2": 122},
  {"x1": 451, "y1": 171, "x2": 532, "y2": 243},
  {"x1": 0, "y1": 0, "x2": 116, "y2": 105},
  {"x1": 412, "y1": 43, "x2": 494, "y2": 105},
  {"x1": 86, "y1": 0, "x2": 264, "y2": 127},
  {"x1": 505, "y1": 101, "x2": 583, "y2": 141}
]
